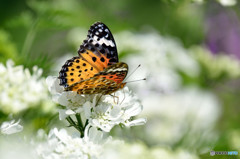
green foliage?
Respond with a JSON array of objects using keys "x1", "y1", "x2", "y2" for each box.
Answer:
[
  {"x1": 0, "y1": 30, "x2": 18, "y2": 63},
  {"x1": 1, "y1": 0, "x2": 205, "y2": 72}
]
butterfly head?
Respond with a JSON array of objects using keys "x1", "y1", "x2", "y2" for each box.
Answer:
[{"x1": 119, "y1": 82, "x2": 127, "y2": 89}]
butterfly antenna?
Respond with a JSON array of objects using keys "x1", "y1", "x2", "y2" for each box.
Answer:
[
  {"x1": 125, "y1": 64, "x2": 141, "y2": 81},
  {"x1": 126, "y1": 78, "x2": 146, "y2": 83}
]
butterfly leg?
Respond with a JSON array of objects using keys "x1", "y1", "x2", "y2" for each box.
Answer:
[
  {"x1": 120, "y1": 88, "x2": 126, "y2": 105},
  {"x1": 110, "y1": 93, "x2": 119, "y2": 104}
]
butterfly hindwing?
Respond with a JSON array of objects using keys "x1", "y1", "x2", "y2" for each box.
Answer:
[
  {"x1": 95, "y1": 62, "x2": 128, "y2": 84},
  {"x1": 66, "y1": 62, "x2": 128, "y2": 94}
]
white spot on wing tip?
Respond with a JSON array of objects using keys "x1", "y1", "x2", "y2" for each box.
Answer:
[{"x1": 93, "y1": 36, "x2": 115, "y2": 47}]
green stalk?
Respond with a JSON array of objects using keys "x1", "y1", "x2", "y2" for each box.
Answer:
[
  {"x1": 76, "y1": 113, "x2": 84, "y2": 129},
  {"x1": 66, "y1": 116, "x2": 82, "y2": 134}
]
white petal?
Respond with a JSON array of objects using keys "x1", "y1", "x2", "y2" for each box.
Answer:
[
  {"x1": 1, "y1": 120, "x2": 23, "y2": 135},
  {"x1": 110, "y1": 106, "x2": 121, "y2": 119},
  {"x1": 124, "y1": 118, "x2": 147, "y2": 127},
  {"x1": 66, "y1": 109, "x2": 76, "y2": 115},
  {"x1": 91, "y1": 119, "x2": 112, "y2": 132},
  {"x1": 124, "y1": 102, "x2": 143, "y2": 117},
  {"x1": 58, "y1": 109, "x2": 68, "y2": 120},
  {"x1": 83, "y1": 102, "x2": 92, "y2": 119}
]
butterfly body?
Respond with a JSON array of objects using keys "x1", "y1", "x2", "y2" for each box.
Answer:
[{"x1": 58, "y1": 22, "x2": 128, "y2": 95}]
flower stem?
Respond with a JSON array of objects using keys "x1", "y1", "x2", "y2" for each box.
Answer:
[
  {"x1": 66, "y1": 116, "x2": 83, "y2": 135},
  {"x1": 75, "y1": 113, "x2": 85, "y2": 138},
  {"x1": 76, "y1": 113, "x2": 84, "y2": 129}
]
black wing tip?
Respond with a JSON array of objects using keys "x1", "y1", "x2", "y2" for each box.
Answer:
[
  {"x1": 90, "y1": 22, "x2": 111, "y2": 31},
  {"x1": 92, "y1": 21, "x2": 105, "y2": 26}
]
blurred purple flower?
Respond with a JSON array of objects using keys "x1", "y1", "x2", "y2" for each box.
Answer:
[{"x1": 205, "y1": 5, "x2": 240, "y2": 60}]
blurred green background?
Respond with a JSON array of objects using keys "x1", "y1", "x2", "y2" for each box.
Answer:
[{"x1": 0, "y1": 0, "x2": 239, "y2": 159}]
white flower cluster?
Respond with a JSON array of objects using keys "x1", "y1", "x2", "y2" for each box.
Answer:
[
  {"x1": 0, "y1": 60, "x2": 49, "y2": 114},
  {"x1": 37, "y1": 127, "x2": 107, "y2": 159},
  {"x1": 115, "y1": 31, "x2": 221, "y2": 152},
  {"x1": 141, "y1": 88, "x2": 220, "y2": 149},
  {"x1": 46, "y1": 76, "x2": 146, "y2": 132}
]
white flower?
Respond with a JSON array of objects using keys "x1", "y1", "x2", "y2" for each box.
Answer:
[
  {"x1": 86, "y1": 87, "x2": 146, "y2": 132},
  {"x1": 0, "y1": 60, "x2": 53, "y2": 114},
  {"x1": 37, "y1": 127, "x2": 108, "y2": 159},
  {"x1": 218, "y1": 0, "x2": 237, "y2": 6},
  {"x1": 46, "y1": 76, "x2": 146, "y2": 132},
  {"x1": 0, "y1": 119, "x2": 23, "y2": 135}
]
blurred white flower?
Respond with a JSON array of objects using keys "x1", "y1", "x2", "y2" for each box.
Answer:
[
  {"x1": 46, "y1": 76, "x2": 146, "y2": 132},
  {"x1": 101, "y1": 141, "x2": 148, "y2": 159},
  {"x1": 0, "y1": 137, "x2": 35, "y2": 159},
  {"x1": 37, "y1": 127, "x2": 108, "y2": 159},
  {"x1": 0, "y1": 120, "x2": 23, "y2": 135},
  {"x1": 115, "y1": 31, "x2": 200, "y2": 94},
  {"x1": 101, "y1": 141, "x2": 199, "y2": 159},
  {"x1": 193, "y1": 47, "x2": 240, "y2": 79},
  {"x1": 141, "y1": 87, "x2": 220, "y2": 152},
  {"x1": 0, "y1": 60, "x2": 52, "y2": 114},
  {"x1": 218, "y1": 0, "x2": 237, "y2": 6},
  {"x1": 192, "y1": 0, "x2": 204, "y2": 4},
  {"x1": 192, "y1": 0, "x2": 237, "y2": 6},
  {"x1": 150, "y1": 147, "x2": 199, "y2": 159}
]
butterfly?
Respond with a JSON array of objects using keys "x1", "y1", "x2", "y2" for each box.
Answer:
[{"x1": 58, "y1": 22, "x2": 128, "y2": 95}]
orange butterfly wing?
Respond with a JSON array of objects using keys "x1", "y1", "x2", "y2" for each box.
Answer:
[{"x1": 59, "y1": 22, "x2": 128, "y2": 94}]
